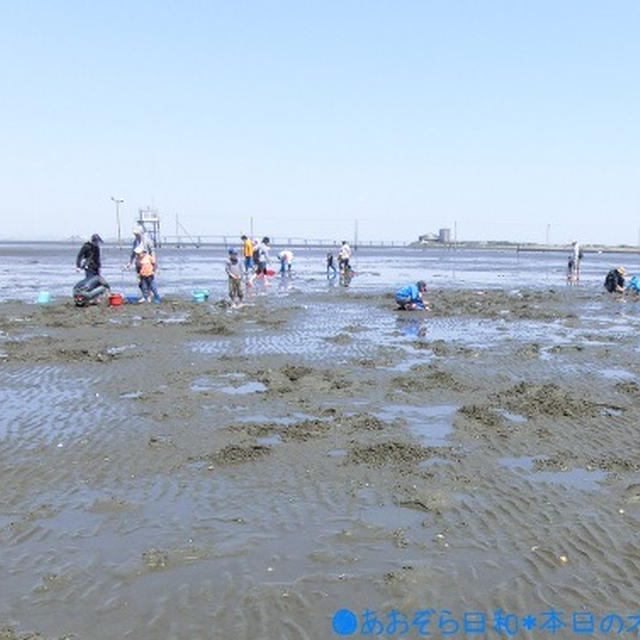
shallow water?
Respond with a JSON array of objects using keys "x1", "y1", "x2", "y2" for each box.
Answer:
[
  {"x1": 376, "y1": 404, "x2": 455, "y2": 446},
  {"x1": 2, "y1": 241, "x2": 638, "y2": 302},
  {"x1": 500, "y1": 457, "x2": 608, "y2": 490}
]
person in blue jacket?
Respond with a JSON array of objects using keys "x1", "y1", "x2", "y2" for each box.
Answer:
[
  {"x1": 395, "y1": 280, "x2": 428, "y2": 310},
  {"x1": 626, "y1": 275, "x2": 640, "y2": 294}
]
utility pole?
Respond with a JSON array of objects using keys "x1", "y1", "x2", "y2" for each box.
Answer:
[{"x1": 110, "y1": 196, "x2": 124, "y2": 249}]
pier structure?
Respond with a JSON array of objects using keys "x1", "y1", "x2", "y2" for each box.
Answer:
[
  {"x1": 157, "y1": 235, "x2": 410, "y2": 249},
  {"x1": 136, "y1": 207, "x2": 161, "y2": 248}
]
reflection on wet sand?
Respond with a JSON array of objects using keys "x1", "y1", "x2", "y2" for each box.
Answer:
[{"x1": 1, "y1": 287, "x2": 640, "y2": 638}]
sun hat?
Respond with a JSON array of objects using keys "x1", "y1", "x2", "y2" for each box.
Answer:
[
  {"x1": 616, "y1": 266, "x2": 627, "y2": 275},
  {"x1": 134, "y1": 245, "x2": 144, "y2": 254},
  {"x1": 132, "y1": 227, "x2": 142, "y2": 235},
  {"x1": 228, "y1": 247, "x2": 238, "y2": 255}
]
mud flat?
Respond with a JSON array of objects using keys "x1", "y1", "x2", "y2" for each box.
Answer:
[{"x1": 1, "y1": 287, "x2": 640, "y2": 638}]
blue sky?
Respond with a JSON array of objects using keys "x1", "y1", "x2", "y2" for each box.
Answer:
[{"x1": 1, "y1": 1, "x2": 638, "y2": 245}]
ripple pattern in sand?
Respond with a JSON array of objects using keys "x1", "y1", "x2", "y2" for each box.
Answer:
[
  {"x1": 4, "y1": 290, "x2": 640, "y2": 638},
  {"x1": 0, "y1": 365, "x2": 114, "y2": 443}
]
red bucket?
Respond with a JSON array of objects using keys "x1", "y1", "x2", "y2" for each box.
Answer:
[{"x1": 108, "y1": 292, "x2": 123, "y2": 307}]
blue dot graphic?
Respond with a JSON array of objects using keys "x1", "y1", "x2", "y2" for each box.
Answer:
[{"x1": 332, "y1": 608, "x2": 358, "y2": 635}]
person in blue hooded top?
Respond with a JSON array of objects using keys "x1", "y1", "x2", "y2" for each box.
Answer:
[{"x1": 395, "y1": 280, "x2": 428, "y2": 310}]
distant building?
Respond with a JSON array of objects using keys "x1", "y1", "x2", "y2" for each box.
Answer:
[{"x1": 418, "y1": 228, "x2": 452, "y2": 244}]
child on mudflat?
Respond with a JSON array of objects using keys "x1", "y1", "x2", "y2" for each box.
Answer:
[
  {"x1": 225, "y1": 248, "x2": 244, "y2": 307},
  {"x1": 326, "y1": 252, "x2": 337, "y2": 278},
  {"x1": 136, "y1": 247, "x2": 160, "y2": 303}
]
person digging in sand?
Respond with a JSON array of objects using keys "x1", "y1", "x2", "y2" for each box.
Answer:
[{"x1": 395, "y1": 280, "x2": 429, "y2": 310}]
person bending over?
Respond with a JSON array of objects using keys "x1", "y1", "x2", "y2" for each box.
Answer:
[
  {"x1": 604, "y1": 266, "x2": 626, "y2": 293},
  {"x1": 395, "y1": 280, "x2": 428, "y2": 310}
]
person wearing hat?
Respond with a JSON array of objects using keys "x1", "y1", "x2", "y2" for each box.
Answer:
[
  {"x1": 225, "y1": 247, "x2": 244, "y2": 306},
  {"x1": 135, "y1": 246, "x2": 160, "y2": 303},
  {"x1": 604, "y1": 266, "x2": 626, "y2": 293},
  {"x1": 395, "y1": 280, "x2": 429, "y2": 310},
  {"x1": 75, "y1": 233, "x2": 103, "y2": 278},
  {"x1": 126, "y1": 226, "x2": 154, "y2": 272}
]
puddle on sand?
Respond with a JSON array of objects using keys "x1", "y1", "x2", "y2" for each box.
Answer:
[
  {"x1": 355, "y1": 487, "x2": 426, "y2": 529},
  {"x1": 219, "y1": 381, "x2": 266, "y2": 395},
  {"x1": 236, "y1": 412, "x2": 316, "y2": 425},
  {"x1": 190, "y1": 377, "x2": 216, "y2": 392},
  {"x1": 599, "y1": 368, "x2": 636, "y2": 381},
  {"x1": 500, "y1": 457, "x2": 607, "y2": 490},
  {"x1": 497, "y1": 410, "x2": 527, "y2": 424},
  {"x1": 155, "y1": 314, "x2": 188, "y2": 324},
  {"x1": 190, "y1": 376, "x2": 266, "y2": 394},
  {"x1": 106, "y1": 344, "x2": 137, "y2": 355},
  {"x1": 386, "y1": 355, "x2": 431, "y2": 373},
  {"x1": 376, "y1": 404, "x2": 455, "y2": 446},
  {"x1": 120, "y1": 390, "x2": 144, "y2": 400},
  {"x1": 256, "y1": 434, "x2": 282, "y2": 446}
]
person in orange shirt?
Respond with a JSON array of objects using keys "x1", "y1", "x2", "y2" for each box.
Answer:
[{"x1": 135, "y1": 247, "x2": 160, "y2": 303}]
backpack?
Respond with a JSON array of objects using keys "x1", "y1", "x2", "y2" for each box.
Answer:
[{"x1": 253, "y1": 247, "x2": 261, "y2": 263}]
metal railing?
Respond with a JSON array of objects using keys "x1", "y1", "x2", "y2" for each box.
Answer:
[{"x1": 159, "y1": 235, "x2": 411, "y2": 248}]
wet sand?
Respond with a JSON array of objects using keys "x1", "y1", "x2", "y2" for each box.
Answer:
[{"x1": 1, "y1": 287, "x2": 640, "y2": 639}]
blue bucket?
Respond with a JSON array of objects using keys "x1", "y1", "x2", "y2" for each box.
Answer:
[
  {"x1": 192, "y1": 289, "x2": 209, "y2": 303},
  {"x1": 125, "y1": 294, "x2": 140, "y2": 304},
  {"x1": 36, "y1": 291, "x2": 52, "y2": 304}
]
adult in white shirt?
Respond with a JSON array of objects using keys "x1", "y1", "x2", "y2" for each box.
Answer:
[{"x1": 337, "y1": 241, "x2": 351, "y2": 271}]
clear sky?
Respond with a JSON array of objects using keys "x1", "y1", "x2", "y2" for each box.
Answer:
[{"x1": 1, "y1": 1, "x2": 638, "y2": 245}]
